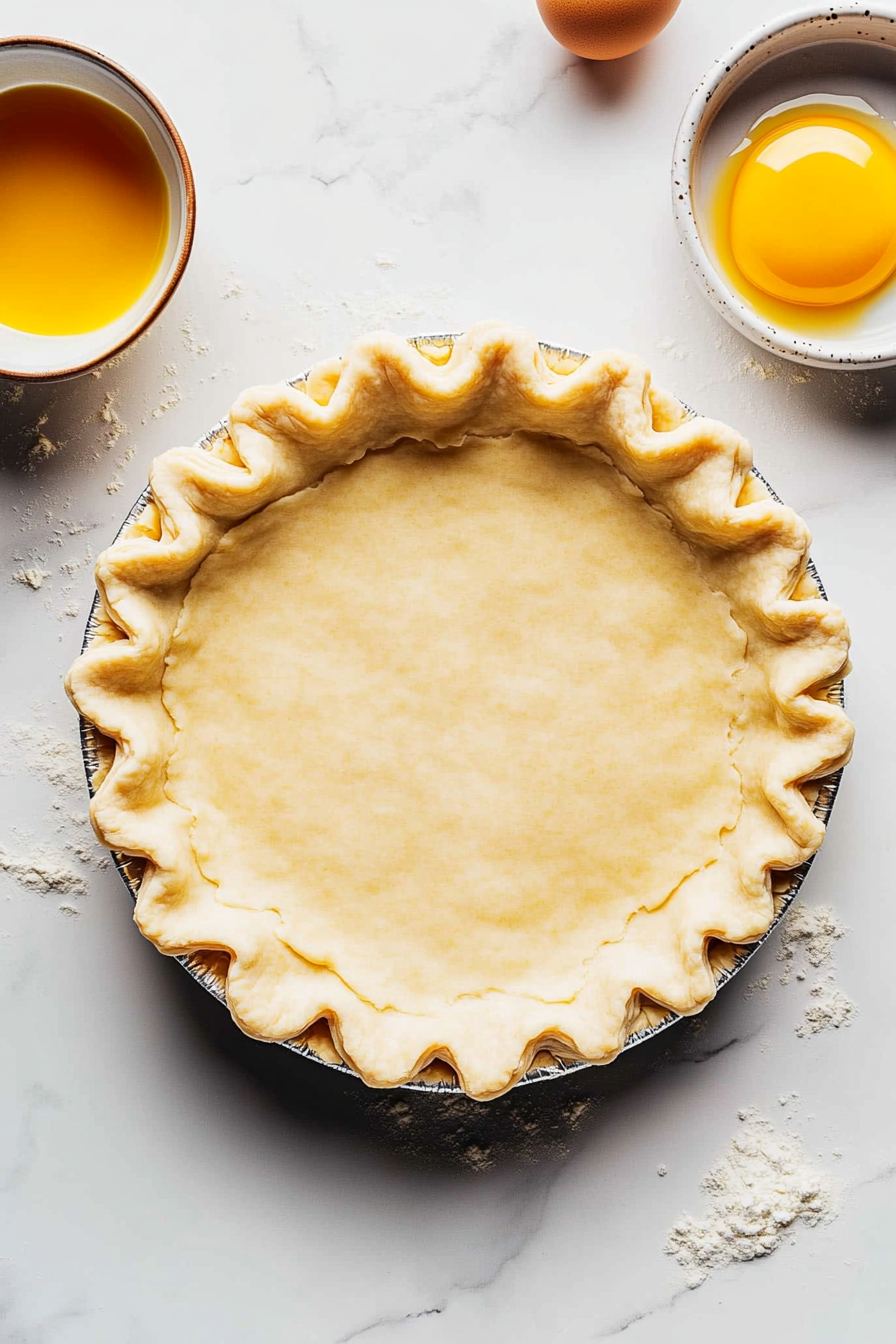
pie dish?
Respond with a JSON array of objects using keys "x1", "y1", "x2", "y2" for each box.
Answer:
[{"x1": 67, "y1": 323, "x2": 854, "y2": 1100}]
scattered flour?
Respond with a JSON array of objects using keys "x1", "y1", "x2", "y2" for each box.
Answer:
[
  {"x1": 796, "y1": 978, "x2": 857, "y2": 1037},
  {"x1": 59, "y1": 544, "x2": 94, "y2": 580},
  {"x1": 28, "y1": 417, "x2": 61, "y2": 468},
  {"x1": 5, "y1": 721, "x2": 84, "y2": 793},
  {"x1": 151, "y1": 363, "x2": 182, "y2": 418},
  {"x1": 340, "y1": 283, "x2": 452, "y2": 332},
  {"x1": 181, "y1": 316, "x2": 211, "y2": 356},
  {"x1": 0, "y1": 843, "x2": 88, "y2": 897},
  {"x1": 778, "y1": 904, "x2": 846, "y2": 984},
  {"x1": 771, "y1": 905, "x2": 857, "y2": 1036},
  {"x1": 743, "y1": 356, "x2": 782, "y2": 381},
  {"x1": 90, "y1": 343, "x2": 137, "y2": 379},
  {"x1": 12, "y1": 567, "x2": 51, "y2": 591},
  {"x1": 29, "y1": 433, "x2": 60, "y2": 466},
  {"x1": 0, "y1": 719, "x2": 106, "y2": 911},
  {"x1": 655, "y1": 336, "x2": 689, "y2": 362},
  {"x1": 106, "y1": 442, "x2": 135, "y2": 494},
  {"x1": 666, "y1": 1111, "x2": 837, "y2": 1288},
  {"x1": 743, "y1": 972, "x2": 770, "y2": 1000},
  {"x1": 844, "y1": 376, "x2": 890, "y2": 418},
  {"x1": 67, "y1": 842, "x2": 108, "y2": 870},
  {"x1": 100, "y1": 394, "x2": 124, "y2": 448},
  {"x1": 197, "y1": 366, "x2": 232, "y2": 387},
  {"x1": 288, "y1": 281, "x2": 454, "y2": 357},
  {"x1": 776, "y1": 1091, "x2": 802, "y2": 1124},
  {"x1": 374, "y1": 253, "x2": 397, "y2": 269},
  {"x1": 221, "y1": 273, "x2": 244, "y2": 299}
]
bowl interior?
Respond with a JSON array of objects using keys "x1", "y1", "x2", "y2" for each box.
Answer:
[
  {"x1": 681, "y1": 9, "x2": 896, "y2": 367},
  {"x1": 0, "y1": 39, "x2": 192, "y2": 378}
]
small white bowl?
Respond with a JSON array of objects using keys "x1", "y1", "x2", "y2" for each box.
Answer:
[
  {"x1": 0, "y1": 36, "x2": 195, "y2": 381},
  {"x1": 673, "y1": 5, "x2": 896, "y2": 369}
]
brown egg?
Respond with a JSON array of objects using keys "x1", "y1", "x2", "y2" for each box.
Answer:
[{"x1": 536, "y1": 0, "x2": 681, "y2": 61}]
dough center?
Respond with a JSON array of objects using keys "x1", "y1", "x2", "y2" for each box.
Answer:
[{"x1": 162, "y1": 434, "x2": 745, "y2": 1010}]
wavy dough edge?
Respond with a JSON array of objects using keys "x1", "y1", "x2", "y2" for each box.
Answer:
[{"x1": 67, "y1": 322, "x2": 854, "y2": 1099}]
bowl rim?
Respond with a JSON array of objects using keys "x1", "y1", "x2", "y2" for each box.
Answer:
[
  {"x1": 76, "y1": 336, "x2": 846, "y2": 1093},
  {"x1": 0, "y1": 34, "x2": 196, "y2": 383},
  {"x1": 672, "y1": 3, "x2": 896, "y2": 370}
]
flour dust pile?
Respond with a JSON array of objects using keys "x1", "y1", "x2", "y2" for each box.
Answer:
[
  {"x1": 796, "y1": 978, "x2": 857, "y2": 1037},
  {"x1": 6, "y1": 721, "x2": 84, "y2": 793},
  {"x1": 778, "y1": 904, "x2": 846, "y2": 984},
  {"x1": 777, "y1": 903, "x2": 857, "y2": 1037},
  {"x1": 0, "y1": 717, "x2": 106, "y2": 914},
  {"x1": 0, "y1": 843, "x2": 88, "y2": 897},
  {"x1": 666, "y1": 1111, "x2": 838, "y2": 1288}
]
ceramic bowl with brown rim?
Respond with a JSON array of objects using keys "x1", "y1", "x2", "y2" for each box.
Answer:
[{"x1": 0, "y1": 36, "x2": 195, "y2": 382}]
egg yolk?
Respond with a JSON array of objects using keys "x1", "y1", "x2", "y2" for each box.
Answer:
[{"x1": 729, "y1": 114, "x2": 896, "y2": 307}]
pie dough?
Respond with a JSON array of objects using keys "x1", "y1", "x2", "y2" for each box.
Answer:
[{"x1": 67, "y1": 323, "x2": 854, "y2": 1099}]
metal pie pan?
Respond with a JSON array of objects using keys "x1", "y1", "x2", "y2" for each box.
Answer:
[{"x1": 78, "y1": 335, "x2": 845, "y2": 1094}]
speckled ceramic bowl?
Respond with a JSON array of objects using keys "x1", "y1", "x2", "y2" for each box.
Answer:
[
  {"x1": 673, "y1": 5, "x2": 896, "y2": 369},
  {"x1": 78, "y1": 337, "x2": 846, "y2": 1093}
]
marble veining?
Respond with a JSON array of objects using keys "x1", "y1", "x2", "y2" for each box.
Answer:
[
  {"x1": 1, "y1": 1, "x2": 894, "y2": 1341},
  {"x1": 334, "y1": 1176, "x2": 554, "y2": 1343}
]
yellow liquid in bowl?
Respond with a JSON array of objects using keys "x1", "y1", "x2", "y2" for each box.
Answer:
[
  {"x1": 711, "y1": 98, "x2": 896, "y2": 335},
  {"x1": 0, "y1": 84, "x2": 169, "y2": 336}
]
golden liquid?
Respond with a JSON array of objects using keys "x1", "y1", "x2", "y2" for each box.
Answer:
[
  {"x1": 0, "y1": 84, "x2": 169, "y2": 335},
  {"x1": 710, "y1": 97, "x2": 896, "y2": 336}
]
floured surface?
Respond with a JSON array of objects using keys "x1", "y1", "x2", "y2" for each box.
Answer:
[
  {"x1": 666, "y1": 1110, "x2": 838, "y2": 1288},
  {"x1": 163, "y1": 435, "x2": 745, "y2": 1012}
]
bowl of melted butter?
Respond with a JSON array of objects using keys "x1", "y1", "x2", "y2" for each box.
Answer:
[
  {"x1": 674, "y1": 5, "x2": 896, "y2": 369},
  {"x1": 0, "y1": 36, "x2": 194, "y2": 380}
]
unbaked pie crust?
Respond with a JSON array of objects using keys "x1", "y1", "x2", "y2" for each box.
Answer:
[{"x1": 67, "y1": 323, "x2": 854, "y2": 1099}]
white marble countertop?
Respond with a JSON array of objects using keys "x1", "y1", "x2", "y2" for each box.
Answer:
[{"x1": 2, "y1": 2, "x2": 895, "y2": 1340}]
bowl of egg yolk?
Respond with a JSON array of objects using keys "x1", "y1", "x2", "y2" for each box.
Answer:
[{"x1": 673, "y1": 5, "x2": 896, "y2": 369}]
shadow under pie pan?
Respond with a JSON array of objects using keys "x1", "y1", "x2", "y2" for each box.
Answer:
[{"x1": 77, "y1": 334, "x2": 846, "y2": 1095}]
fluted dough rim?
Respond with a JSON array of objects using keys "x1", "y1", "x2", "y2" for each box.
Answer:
[{"x1": 66, "y1": 323, "x2": 854, "y2": 1100}]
